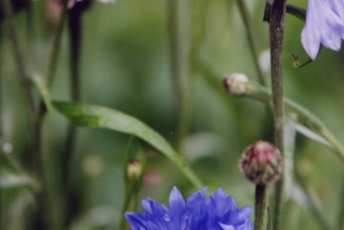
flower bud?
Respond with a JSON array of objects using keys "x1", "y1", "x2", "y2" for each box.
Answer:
[
  {"x1": 240, "y1": 141, "x2": 282, "y2": 185},
  {"x1": 127, "y1": 158, "x2": 143, "y2": 180},
  {"x1": 223, "y1": 73, "x2": 248, "y2": 96}
]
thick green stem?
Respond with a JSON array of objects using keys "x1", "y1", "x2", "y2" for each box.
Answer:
[
  {"x1": 235, "y1": 0, "x2": 265, "y2": 86},
  {"x1": 254, "y1": 184, "x2": 269, "y2": 230},
  {"x1": 269, "y1": 1, "x2": 287, "y2": 230}
]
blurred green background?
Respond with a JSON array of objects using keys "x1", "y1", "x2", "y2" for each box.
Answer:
[{"x1": 1, "y1": 0, "x2": 344, "y2": 229}]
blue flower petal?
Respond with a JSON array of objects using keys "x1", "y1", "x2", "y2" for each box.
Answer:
[
  {"x1": 235, "y1": 206, "x2": 253, "y2": 223},
  {"x1": 301, "y1": 0, "x2": 344, "y2": 59},
  {"x1": 219, "y1": 223, "x2": 236, "y2": 230},
  {"x1": 168, "y1": 187, "x2": 186, "y2": 229},
  {"x1": 186, "y1": 190, "x2": 208, "y2": 230},
  {"x1": 125, "y1": 187, "x2": 253, "y2": 230}
]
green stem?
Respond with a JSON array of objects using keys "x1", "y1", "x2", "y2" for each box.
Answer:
[
  {"x1": 62, "y1": 6, "x2": 84, "y2": 227},
  {"x1": 175, "y1": 0, "x2": 208, "y2": 150},
  {"x1": 0, "y1": 1, "x2": 61, "y2": 229},
  {"x1": 235, "y1": 0, "x2": 265, "y2": 86},
  {"x1": 318, "y1": 127, "x2": 344, "y2": 160},
  {"x1": 33, "y1": 0, "x2": 69, "y2": 228},
  {"x1": 166, "y1": 0, "x2": 190, "y2": 150},
  {"x1": 254, "y1": 184, "x2": 269, "y2": 230},
  {"x1": 295, "y1": 168, "x2": 333, "y2": 230},
  {"x1": 166, "y1": 0, "x2": 182, "y2": 138},
  {"x1": 25, "y1": 0, "x2": 34, "y2": 69},
  {"x1": 235, "y1": 0, "x2": 274, "y2": 143},
  {"x1": 46, "y1": 0, "x2": 69, "y2": 87},
  {"x1": 249, "y1": 82, "x2": 344, "y2": 161},
  {"x1": 120, "y1": 137, "x2": 146, "y2": 229},
  {"x1": 0, "y1": 0, "x2": 35, "y2": 124},
  {"x1": 269, "y1": 1, "x2": 287, "y2": 230},
  {"x1": 0, "y1": 56, "x2": 2, "y2": 229}
]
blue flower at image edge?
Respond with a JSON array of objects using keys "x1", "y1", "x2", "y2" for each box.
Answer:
[
  {"x1": 302, "y1": 0, "x2": 344, "y2": 60},
  {"x1": 125, "y1": 187, "x2": 253, "y2": 230}
]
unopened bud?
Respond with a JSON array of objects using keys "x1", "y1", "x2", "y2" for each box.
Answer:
[
  {"x1": 223, "y1": 73, "x2": 248, "y2": 96},
  {"x1": 240, "y1": 141, "x2": 282, "y2": 185},
  {"x1": 127, "y1": 158, "x2": 143, "y2": 180}
]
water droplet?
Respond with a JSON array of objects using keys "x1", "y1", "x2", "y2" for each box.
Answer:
[{"x1": 163, "y1": 213, "x2": 170, "y2": 222}]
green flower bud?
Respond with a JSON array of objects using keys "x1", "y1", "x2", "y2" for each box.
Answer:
[
  {"x1": 127, "y1": 158, "x2": 143, "y2": 180},
  {"x1": 240, "y1": 141, "x2": 282, "y2": 185}
]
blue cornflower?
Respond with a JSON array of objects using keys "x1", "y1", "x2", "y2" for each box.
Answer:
[
  {"x1": 125, "y1": 187, "x2": 253, "y2": 230},
  {"x1": 301, "y1": 0, "x2": 344, "y2": 60}
]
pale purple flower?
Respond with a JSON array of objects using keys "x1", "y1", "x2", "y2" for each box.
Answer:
[
  {"x1": 125, "y1": 187, "x2": 253, "y2": 230},
  {"x1": 301, "y1": 0, "x2": 344, "y2": 60}
]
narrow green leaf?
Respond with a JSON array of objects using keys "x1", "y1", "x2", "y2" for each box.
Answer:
[
  {"x1": 286, "y1": 117, "x2": 332, "y2": 149},
  {"x1": 52, "y1": 101, "x2": 203, "y2": 188}
]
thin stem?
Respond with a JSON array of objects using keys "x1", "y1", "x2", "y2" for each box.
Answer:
[
  {"x1": 68, "y1": 4, "x2": 82, "y2": 102},
  {"x1": 235, "y1": 0, "x2": 266, "y2": 86},
  {"x1": 166, "y1": 0, "x2": 182, "y2": 137},
  {"x1": 226, "y1": 80, "x2": 344, "y2": 162},
  {"x1": 0, "y1": 0, "x2": 35, "y2": 123},
  {"x1": 0, "y1": 39, "x2": 3, "y2": 229},
  {"x1": 235, "y1": 0, "x2": 273, "y2": 144},
  {"x1": 0, "y1": 2, "x2": 62, "y2": 228},
  {"x1": 254, "y1": 184, "x2": 269, "y2": 230},
  {"x1": 166, "y1": 0, "x2": 210, "y2": 151},
  {"x1": 120, "y1": 137, "x2": 146, "y2": 229},
  {"x1": 295, "y1": 169, "x2": 333, "y2": 230},
  {"x1": 25, "y1": 0, "x2": 34, "y2": 69},
  {"x1": 32, "y1": 0, "x2": 69, "y2": 228},
  {"x1": 269, "y1": 1, "x2": 287, "y2": 230},
  {"x1": 46, "y1": 0, "x2": 69, "y2": 87},
  {"x1": 62, "y1": 5, "x2": 84, "y2": 226},
  {"x1": 318, "y1": 127, "x2": 344, "y2": 160},
  {"x1": 33, "y1": 121, "x2": 63, "y2": 230}
]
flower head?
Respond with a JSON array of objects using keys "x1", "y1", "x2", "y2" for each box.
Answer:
[
  {"x1": 240, "y1": 141, "x2": 282, "y2": 185},
  {"x1": 125, "y1": 187, "x2": 253, "y2": 230},
  {"x1": 301, "y1": 0, "x2": 344, "y2": 60}
]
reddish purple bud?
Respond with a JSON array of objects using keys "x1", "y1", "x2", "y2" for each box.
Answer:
[{"x1": 240, "y1": 141, "x2": 282, "y2": 185}]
